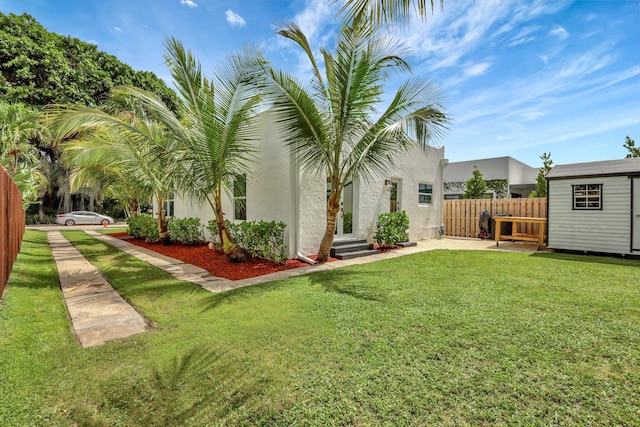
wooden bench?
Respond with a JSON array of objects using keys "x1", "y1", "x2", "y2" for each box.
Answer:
[{"x1": 494, "y1": 216, "x2": 547, "y2": 250}]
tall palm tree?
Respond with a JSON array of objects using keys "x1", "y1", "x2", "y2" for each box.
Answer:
[
  {"x1": 46, "y1": 103, "x2": 177, "y2": 238},
  {"x1": 261, "y1": 23, "x2": 448, "y2": 261},
  {"x1": 112, "y1": 39, "x2": 264, "y2": 256},
  {"x1": 338, "y1": 0, "x2": 445, "y2": 27}
]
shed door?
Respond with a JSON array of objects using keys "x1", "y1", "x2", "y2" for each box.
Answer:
[{"x1": 633, "y1": 178, "x2": 640, "y2": 252}]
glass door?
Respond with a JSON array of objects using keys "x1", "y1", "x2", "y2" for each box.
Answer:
[{"x1": 327, "y1": 178, "x2": 355, "y2": 238}]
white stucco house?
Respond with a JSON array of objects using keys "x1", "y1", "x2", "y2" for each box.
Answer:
[
  {"x1": 444, "y1": 156, "x2": 538, "y2": 199},
  {"x1": 166, "y1": 110, "x2": 448, "y2": 260},
  {"x1": 546, "y1": 158, "x2": 640, "y2": 256}
]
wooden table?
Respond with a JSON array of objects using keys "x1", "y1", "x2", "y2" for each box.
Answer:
[{"x1": 494, "y1": 216, "x2": 547, "y2": 250}]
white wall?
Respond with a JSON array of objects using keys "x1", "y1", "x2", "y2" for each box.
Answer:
[
  {"x1": 357, "y1": 144, "x2": 445, "y2": 242},
  {"x1": 548, "y1": 176, "x2": 632, "y2": 255}
]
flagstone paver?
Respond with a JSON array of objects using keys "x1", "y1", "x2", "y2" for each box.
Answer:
[{"x1": 47, "y1": 231, "x2": 149, "y2": 347}]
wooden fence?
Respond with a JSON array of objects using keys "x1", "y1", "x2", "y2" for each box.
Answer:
[
  {"x1": 1, "y1": 165, "x2": 26, "y2": 298},
  {"x1": 444, "y1": 198, "x2": 547, "y2": 238}
]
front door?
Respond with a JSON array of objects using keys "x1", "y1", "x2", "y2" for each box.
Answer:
[
  {"x1": 328, "y1": 178, "x2": 355, "y2": 238},
  {"x1": 633, "y1": 178, "x2": 640, "y2": 252},
  {"x1": 390, "y1": 180, "x2": 401, "y2": 212}
]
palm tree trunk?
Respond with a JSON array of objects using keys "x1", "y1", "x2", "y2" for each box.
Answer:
[
  {"x1": 213, "y1": 188, "x2": 235, "y2": 255},
  {"x1": 318, "y1": 190, "x2": 340, "y2": 261},
  {"x1": 156, "y1": 194, "x2": 169, "y2": 243}
]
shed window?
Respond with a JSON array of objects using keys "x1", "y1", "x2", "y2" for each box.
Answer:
[
  {"x1": 234, "y1": 174, "x2": 247, "y2": 220},
  {"x1": 418, "y1": 183, "x2": 433, "y2": 204},
  {"x1": 572, "y1": 184, "x2": 602, "y2": 210}
]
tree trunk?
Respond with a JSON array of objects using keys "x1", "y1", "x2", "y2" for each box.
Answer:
[
  {"x1": 213, "y1": 188, "x2": 236, "y2": 256},
  {"x1": 156, "y1": 195, "x2": 169, "y2": 243},
  {"x1": 38, "y1": 201, "x2": 44, "y2": 222},
  {"x1": 317, "y1": 189, "x2": 341, "y2": 261}
]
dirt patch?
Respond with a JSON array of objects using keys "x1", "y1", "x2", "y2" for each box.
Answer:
[{"x1": 108, "y1": 231, "x2": 335, "y2": 281}]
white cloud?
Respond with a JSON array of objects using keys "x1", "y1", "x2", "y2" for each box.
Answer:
[
  {"x1": 114, "y1": 26, "x2": 122, "y2": 32},
  {"x1": 225, "y1": 9, "x2": 246, "y2": 27},
  {"x1": 180, "y1": 0, "x2": 198, "y2": 8},
  {"x1": 464, "y1": 62, "x2": 491, "y2": 77},
  {"x1": 538, "y1": 55, "x2": 548, "y2": 64},
  {"x1": 549, "y1": 26, "x2": 569, "y2": 40}
]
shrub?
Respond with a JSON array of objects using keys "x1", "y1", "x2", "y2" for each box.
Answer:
[
  {"x1": 205, "y1": 219, "x2": 288, "y2": 263},
  {"x1": 126, "y1": 214, "x2": 159, "y2": 242},
  {"x1": 25, "y1": 214, "x2": 56, "y2": 225},
  {"x1": 168, "y1": 217, "x2": 204, "y2": 245},
  {"x1": 374, "y1": 210, "x2": 409, "y2": 247}
]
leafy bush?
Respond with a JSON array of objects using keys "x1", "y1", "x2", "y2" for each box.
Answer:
[
  {"x1": 168, "y1": 217, "x2": 204, "y2": 245},
  {"x1": 374, "y1": 210, "x2": 409, "y2": 247},
  {"x1": 226, "y1": 220, "x2": 288, "y2": 264},
  {"x1": 206, "y1": 219, "x2": 288, "y2": 263},
  {"x1": 126, "y1": 214, "x2": 159, "y2": 242}
]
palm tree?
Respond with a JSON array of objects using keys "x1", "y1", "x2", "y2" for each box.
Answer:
[
  {"x1": 46, "y1": 103, "x2": 177, "y2": 239},
  {"x1": 0, "y1": 102, "x2": 42, "y2": 174},
  {"x1": 338, "y1": 0, "x2": 445, "y2": 27},
  {"x1": 112, "y1": 39, "x2": 264, "y2": 256},
  {"x1": 261, "y1": 23, "x2": 448, "y2": 261}
]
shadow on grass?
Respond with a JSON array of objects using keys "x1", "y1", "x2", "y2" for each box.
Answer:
[
  {"x1": 70, "y1": 345, "x2": 258, "y2": 425},
  {"x1": 531, "y1": 251, "x2": 640, "y2": 267},
  {"x1": 305, "y1": 268, "x2": 389, "y2": 302}
]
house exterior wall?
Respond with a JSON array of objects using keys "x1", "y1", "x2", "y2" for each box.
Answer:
[
  {"x1": 169, "y1": 111, "x2": 446, "y2": 258},
  {"x1": 547, "y1": 175, "x2": 632, "y2": 255}
]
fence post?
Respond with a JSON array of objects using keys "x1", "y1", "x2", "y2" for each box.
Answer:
[{"x1": 1, "y1": 165, "x2": 26, "y2": 297}]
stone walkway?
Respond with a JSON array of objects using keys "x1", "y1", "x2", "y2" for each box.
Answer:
[{"x1": 47, "y1": 231, "x2": 149, "y2": 347}]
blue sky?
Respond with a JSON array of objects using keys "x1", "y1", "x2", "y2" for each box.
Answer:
[{"x1": 1, "y1": 0, "x2": 639, "y2": 168}]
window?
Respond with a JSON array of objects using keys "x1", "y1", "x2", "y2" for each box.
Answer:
[
  {"x1": 572, "y1": 184, "x2": 602, "y2": 210},
  {"x1": 163, "y1": 193, "x2": 175, "y2": 217},
  {"x1": 234, "y1": 174, "x2": 247, "y2": 220},
  {"x1": 418, "y1": 183, "x2": 433, "y2": 204}
]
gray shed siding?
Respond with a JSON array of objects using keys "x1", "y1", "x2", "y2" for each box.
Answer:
[{"x1": 548, "y1": 176, "x2": 631, "y2": 254}]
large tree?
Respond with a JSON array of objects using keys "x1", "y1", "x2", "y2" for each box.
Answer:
[
  {"x1": 260, "y1": 23, "x2": 448, "y2": 261},
  {"x1": 0, "y1": 12, "x2": 177, "y2": 109}
]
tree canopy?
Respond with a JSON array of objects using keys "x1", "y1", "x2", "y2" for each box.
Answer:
[
  {"x1": 464, "y1": 166, "x2": 489, "y2": 199},
  {"x1": 0, "y1": 12, "x2": 177, "y2": 110},
  {"x1": 623, "y1": 136, "x2": 639, "y2": 158}
]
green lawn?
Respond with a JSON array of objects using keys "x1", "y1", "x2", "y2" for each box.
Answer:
[{"x1": 1, "y1": 230, "x2": 639, "y2": 426}]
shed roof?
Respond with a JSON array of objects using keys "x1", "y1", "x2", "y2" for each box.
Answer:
[{"x1": 546, "y1": 158, "x2": 640, "y2": 180}]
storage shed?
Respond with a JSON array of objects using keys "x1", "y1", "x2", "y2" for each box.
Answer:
[{"x1": 546, "y1": 158, "x2": 640, "y2": 256}]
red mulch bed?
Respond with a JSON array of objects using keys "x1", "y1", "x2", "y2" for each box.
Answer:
[{"x1": 108, "y1": 231, "x2": 335, "y2": 281}]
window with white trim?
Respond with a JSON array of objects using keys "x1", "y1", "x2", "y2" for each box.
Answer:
[
  {"x1": 418, "y1": 183, "x2": 433, "y2": 205},
  {"x1": 234, "y1": 174, "x2": 247, "y2": 220},
  {"x1": 572, "y1": 184, "x2": 602, "y2": 210},
  {"x1": 164, "y1": 193, "x2": 174, "y2": 217}
]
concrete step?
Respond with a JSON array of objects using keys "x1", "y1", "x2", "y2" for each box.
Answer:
[
  {"x1": 334, "y1": 249, "x2": 381, "y2": 260},
  {"x1": 330, "y1": 242, "x2": 373, "y2": 256},
  {"x1": 331, "y1": 239, "x2": 368, "y2": 247}
]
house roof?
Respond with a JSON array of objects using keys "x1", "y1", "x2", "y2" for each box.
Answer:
[{"x1": 546, "y1": 158, "x2": 640, "y2": 180}]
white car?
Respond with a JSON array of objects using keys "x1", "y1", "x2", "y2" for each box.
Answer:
[{"x1": 55, "y1": 211, "x2": 115, "y2": 226}]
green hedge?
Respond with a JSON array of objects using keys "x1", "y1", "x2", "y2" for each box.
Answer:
[
  {"x1": 126, "y1": 214, "x2": 159, "y2": 242},
  {"x1": 207, "y1": 220, "x2": 288, "y2": 264},
  {"x1": 167, "y1": 217, "x2": 204, "y2": 245}
]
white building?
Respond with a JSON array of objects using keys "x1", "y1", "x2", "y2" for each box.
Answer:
[
  {"x1": 546, "y1": 158, "x2": 640, "y2": 256},
  {"x1": 169, "y1": 110, "x2": 448, "y2": 259},
  {"x1": 444, "y1": 156, "x2": 538, "y2": 199}
]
